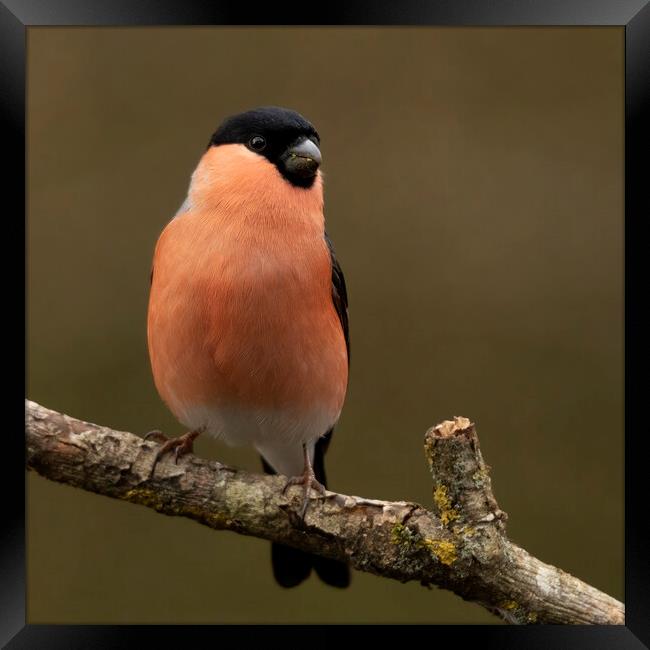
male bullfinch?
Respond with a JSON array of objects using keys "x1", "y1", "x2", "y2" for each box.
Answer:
[{"x1": 146, "y1": 107, "x2": 350, "y2": 588}]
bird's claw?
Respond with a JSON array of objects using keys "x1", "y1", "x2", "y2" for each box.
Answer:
[
  {"x1": 143, "y1": 429, "x2": 168, "y2": 444},
  {"x1": 146, "y1": 430, "x2": 200, "y2": 477},
  {"x1": 173, "y1": 443, "x2": 188, "y2": 464},
  {"x1": 282, "y1": 471, "x2": 327, "y2": 519}
]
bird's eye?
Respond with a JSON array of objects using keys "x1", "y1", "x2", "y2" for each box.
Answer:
[{"x1": 248, "y1": 135, "x2": 266, "y2": 151}]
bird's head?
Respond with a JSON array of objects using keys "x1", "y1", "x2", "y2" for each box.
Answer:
[{"x1": 207, "y1": 106, "x2": 322, "y2": 189}]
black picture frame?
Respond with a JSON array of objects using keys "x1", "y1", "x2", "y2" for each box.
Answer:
[{"x1": 5, "y1": 0, "x2": 648, "y2": 646}]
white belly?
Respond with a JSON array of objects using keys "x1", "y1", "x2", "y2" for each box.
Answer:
[{"x1": 178, "y1": 402, "x2": 335, "y2": 476}]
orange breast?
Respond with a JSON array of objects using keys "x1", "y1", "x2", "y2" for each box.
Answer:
[{"x1": 147, "y1": 145, "x2": 348, "y2": 440}]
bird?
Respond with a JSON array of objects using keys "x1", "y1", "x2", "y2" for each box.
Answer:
[{"x1": 145, "y1": 106, "x2": 351, "y2": 588}]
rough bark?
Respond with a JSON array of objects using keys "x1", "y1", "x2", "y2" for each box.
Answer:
[{"x1": 25, "y1": 399, "x2": 624, "y2": 625}]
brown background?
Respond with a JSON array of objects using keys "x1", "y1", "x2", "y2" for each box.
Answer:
[{"x1": 27, "y1": 27, "x2": 623, "y2": 624}]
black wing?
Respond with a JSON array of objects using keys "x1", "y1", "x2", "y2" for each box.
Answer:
[{"x1": 325, "y1": 231, "x2": 350, "y2": 364}]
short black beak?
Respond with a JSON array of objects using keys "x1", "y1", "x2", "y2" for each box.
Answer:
[{"x1": 280, "y1": 137, "x2": 322, "y2": 181}]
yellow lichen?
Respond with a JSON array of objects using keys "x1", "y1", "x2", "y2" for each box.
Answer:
[
  {"x1": 500, "y1": 600, "x2": 518, "y2": 611},
  {"x1": 122, "y1": 488, "x2": 164, "y2": 509},
  {"x1": 423, "y1": 539, "x2": 457, "y2": 566},
  {"x1": 424, "y1": 438, "x2": 436, "y2": 470},
  {"x1": 391, "y1": 523, "x2": 417, "y2": 548},
  {"x1": 433, "y1": 484, "x2": 459, "y2": 526},
  {"x1": 391, "y1": 524, "x2": 405, "y2": 544},
  {"x1": 392, "y1": 524, "x2": 457, "y2": 566},
  {"x1": 499, "y1": 601, "x2": 539, "y2": 624},
  {"x1": 472, "y1": 468, "x2": 489, "y2": 487},
  {"x1": 453, "y1": 524, "x2": 476, "y2": 538}
]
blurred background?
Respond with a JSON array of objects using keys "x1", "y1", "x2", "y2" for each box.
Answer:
[{"x1": 27, "y1": 27, "x2": 623, "y2": 624}]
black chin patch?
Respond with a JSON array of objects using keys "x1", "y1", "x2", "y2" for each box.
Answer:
[
  {"x1": 279, "y1": 170, "x2": 318, "y2": 189},
  {"x1": 277, "y1": 160, "x2": 318, "y2": 188}
]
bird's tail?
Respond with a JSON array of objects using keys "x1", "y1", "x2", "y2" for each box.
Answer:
[{"x1": 260, "y1": 432, "x2": 350, "y2": 589}]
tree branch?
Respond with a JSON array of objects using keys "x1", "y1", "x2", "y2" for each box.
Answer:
[{"x1": 25, "y1": 399, "x2": 623, "y2": 625}]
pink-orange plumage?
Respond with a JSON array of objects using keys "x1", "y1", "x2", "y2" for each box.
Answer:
[{"x1": 148, "y1": 144, "x2": 347, "y2": 458}]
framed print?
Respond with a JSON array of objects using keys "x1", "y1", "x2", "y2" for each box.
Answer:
[{"x1": 5, "y1": 0, "x2": 649, "y2": 646}]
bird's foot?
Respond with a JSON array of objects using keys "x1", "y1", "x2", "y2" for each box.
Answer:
[
  {"x1": 144, "y1": 429, "x2": 202, "y2": 476},
  {"x1": 282, "y1": 468, "x2": 327, "y2": 519}
]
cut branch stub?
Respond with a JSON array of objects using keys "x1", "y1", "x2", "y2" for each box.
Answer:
[{"x1": 424, "y1": 416, "x2": 507, "y2": 532}]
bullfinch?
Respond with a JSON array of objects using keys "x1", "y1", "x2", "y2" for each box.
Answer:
[{"x1": 146, "y1": 107, "x2": 350, "y2": 588}]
